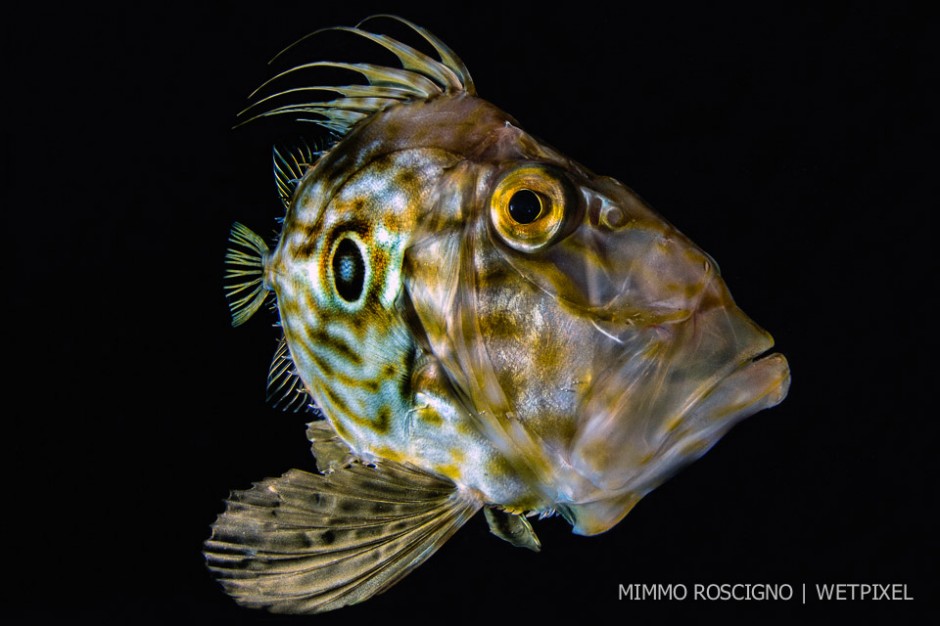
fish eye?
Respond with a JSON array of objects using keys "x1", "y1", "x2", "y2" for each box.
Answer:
[
  {"x1": 508, "y1": 189, "x2": 543, "y2": 224},
  {"x1": 490, "y1": 165, "x2": 571, "y2": 252},
  {"x1": 329, "y1": 233, "x2": 367, "y2": 303}
]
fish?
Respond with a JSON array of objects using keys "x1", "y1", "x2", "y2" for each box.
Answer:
[{"x1": 204, "y1": 15, "x2": 791, "y2": 613}]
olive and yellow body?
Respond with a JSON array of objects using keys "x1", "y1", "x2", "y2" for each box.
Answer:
[{"x1": 206, "y1": 16, "x2": 790, "y2": 613}]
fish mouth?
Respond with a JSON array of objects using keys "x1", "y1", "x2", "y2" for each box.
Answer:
[
  {"x1": 562, "y1": 296, "x2": 791, "y2": 535},
  {"x1": 682, "y1": 347, "x2": 790, "y2": 445}
]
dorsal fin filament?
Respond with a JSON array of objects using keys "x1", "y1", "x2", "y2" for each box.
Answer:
[{"x1": 237, "y1": 15, "x2": 475, "y2": 136}]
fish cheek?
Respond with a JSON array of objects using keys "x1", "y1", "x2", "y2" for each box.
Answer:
[{"x1": 475, "y1": 264, "x2": 585, "y2": 443}]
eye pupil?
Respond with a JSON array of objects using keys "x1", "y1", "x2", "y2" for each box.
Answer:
[
  {"x1": 332, "y1": 237, "x2": 365, "y2": 302},
  {"x1": 508, "y1": 189, "x2": 542, "y2": 224}
]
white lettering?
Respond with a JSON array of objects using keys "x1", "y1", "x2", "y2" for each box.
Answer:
[
  {"x1": 687, "y1": 583, "x2": 794, "y2": 601},
  {"x1": 618, "y1": 583, "x2": 689, "y2": 600},
  {"x1": 620, "y1": 582, "x2": 906, "y2": 603},
  {"x1": 817, "y1": 583, "x2": 835, "y2": 600},
  {"x1": 816, "y1": 583, "x2": 913, "y2": 601}
]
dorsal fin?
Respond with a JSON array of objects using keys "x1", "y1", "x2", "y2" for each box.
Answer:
[
  {"x1": 267, "y1": 336, "x2": 318, "y2": 413},
  {"x1": 272, "y1": 141, "x2": 322, "y2": 210},
  {"x1": 237, "y1": 15, "x2": 475, "y2": 136}
]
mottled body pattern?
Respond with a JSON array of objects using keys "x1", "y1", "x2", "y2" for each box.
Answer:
[{"x1": 206, "y1": 16, "x2": 790, "y2": 613}]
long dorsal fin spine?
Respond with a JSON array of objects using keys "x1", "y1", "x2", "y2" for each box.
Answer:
[
  {"x1": 327, "y1": 26, "x2": 465, "y2": 92},
  {"x1": 237, "y1": 16, "x2": 474, "y2": 136},
  {"x1": 357, "y1": 15, "x2": 476, "y2": 95}
]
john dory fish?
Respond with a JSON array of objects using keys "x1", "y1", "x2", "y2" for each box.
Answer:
[{"x1": 205, "y1": 16, "x2": 791, "y2": 613}]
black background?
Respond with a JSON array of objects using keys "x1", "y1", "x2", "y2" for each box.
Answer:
[{"x1": 9, "y1": 3, "x2": 936, "y2": 624}]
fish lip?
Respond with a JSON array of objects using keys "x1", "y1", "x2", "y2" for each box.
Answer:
[
  {"x1": 703, "y1": 346, "x2": 791, "y2": 417},
  {"x1": 562, "y1": 344, "x2": 790, "y2": 536},
  {"x1": 659, "y1": 345, "x2": 791, "y2": 480},
  {"x1": 569, "y1": 298, "x2": 791, "y2": 488},
  {"x1": 645, "y1": 341, "x2": 791, "y2": 473},
  {"x1": 655, "y1": 337, "x2": 790, "y2": 464}
]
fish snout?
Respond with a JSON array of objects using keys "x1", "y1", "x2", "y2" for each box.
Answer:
[{"x1": 583, "y1": 176, "x2": 721, "y2": 322}]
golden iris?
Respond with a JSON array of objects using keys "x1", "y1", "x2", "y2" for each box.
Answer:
[{"x1": 490, "y1": 164, "x2": 570, "y2": 252}]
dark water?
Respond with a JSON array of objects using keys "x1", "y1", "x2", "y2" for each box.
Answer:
[{"x1": 9, "y1": 3, "x2": 935, "y2": 623}]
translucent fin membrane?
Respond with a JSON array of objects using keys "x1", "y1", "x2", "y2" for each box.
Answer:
[
  {"x1": 204, "y1": 459, "x2": 481, "y2": 612},
  {"x1": 224, "y1": 223, "x2": 271, "y2": 327}
]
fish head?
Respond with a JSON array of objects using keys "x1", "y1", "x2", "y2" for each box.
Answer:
[{"x1": 405, "y1": 112, "x2": 791, "y2": 534}]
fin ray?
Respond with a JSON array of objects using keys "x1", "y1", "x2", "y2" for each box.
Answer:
[
  {"x1": 239, "y1": 17, "x2": 475, "y2": 135},
  {"x1": 245, "y1": 85, "x2": 414, "y2": 119},
  {"x1": 306, "y1": 419, "x2": 358, "y2": 474},
  {"x1": 266, "y1": 336, "x2": 316, "y2": 413},
  {"x1": 484, "y1": 507, "x2": 541, "y2": 552},
  {"x1": 205, "y1": 457, "x2": 481, "y2": 613},
  {"x1": 272, "y1": 142, "x2": 321, "y2": 210},
  {"x1": 224, "y1": 223, "x2": 271, "y2": 326},
  {"x1": 329, "y1": 26, "x2": 464, "y2": 93},
  {"x1": 249, "y1": 61, "x2": 441, "y2": 103},
  {"x1": 358, "y1": 15, "x2": 476, "y2": 95}
]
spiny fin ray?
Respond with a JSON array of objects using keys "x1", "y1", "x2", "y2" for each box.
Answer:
[
  {"x1": 328, "y1": 26, "x2": 464, "y2": 93},
  {"x1": 272, "y1": 142, "x2": 321, "y2": 210},
  {"x1": 267, "y1": 336, "x2": 318, "y2": 413},
  {"x1": 358, "y1": 15, "x2": 476, "y2": 95},
  {"x1": 245, "y1": 85, "x2": 415, "y2": 119},
  {"x1": 239, "y1": 16, "x2": 475, "y2": 136}
]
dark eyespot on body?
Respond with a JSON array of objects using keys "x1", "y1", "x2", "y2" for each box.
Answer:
[
  {"x1": 332, "y1": 237, "x2": 365, "y2": 302},
  {"x1": 508, "y1": 189, "x2": 542, "y2": 224}
]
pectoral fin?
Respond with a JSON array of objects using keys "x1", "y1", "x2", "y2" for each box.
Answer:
[{"x1": 204, "y1": 449, "x2": 481, "y2": 613}]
